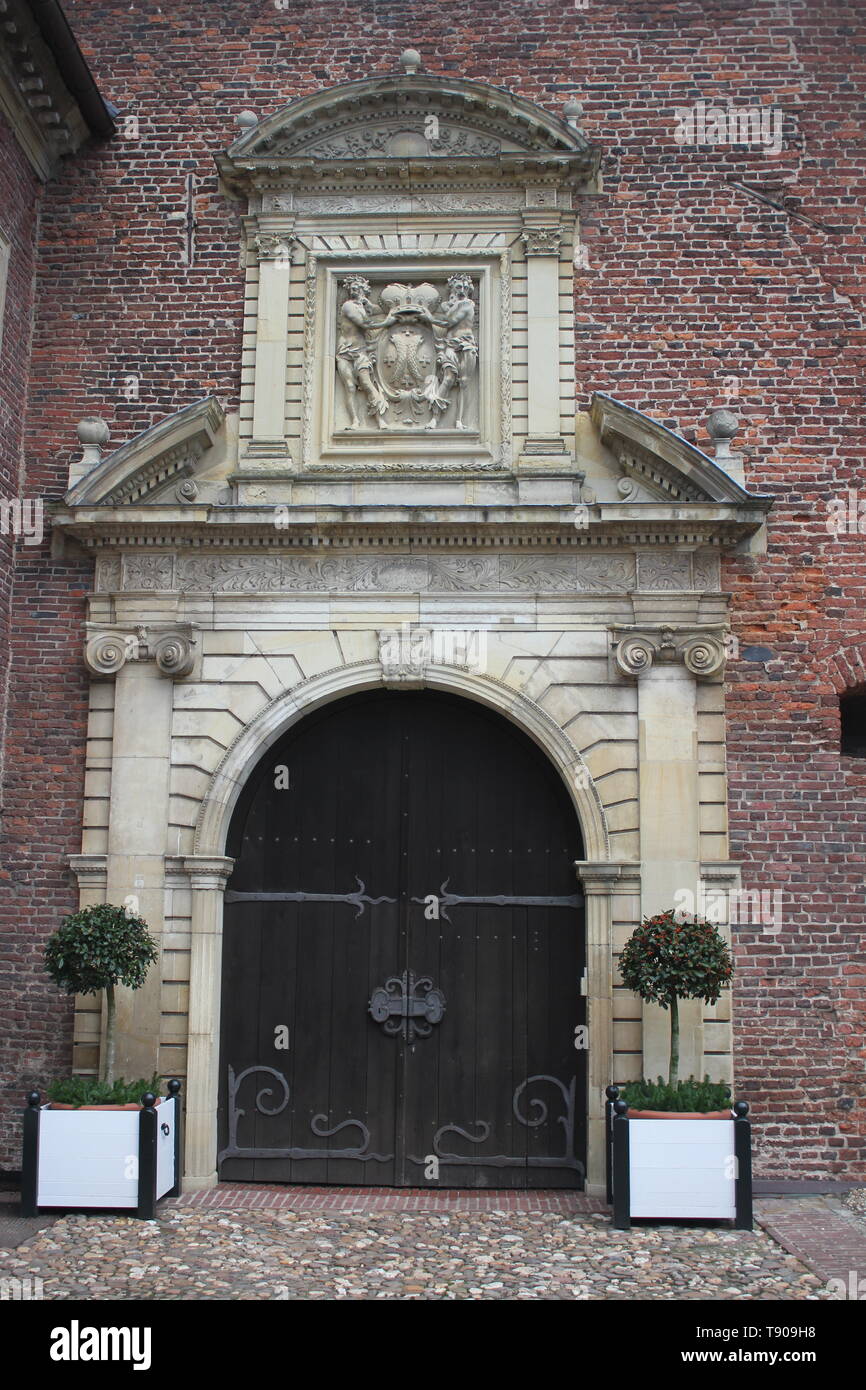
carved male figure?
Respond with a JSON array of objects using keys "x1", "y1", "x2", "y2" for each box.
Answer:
[
  {"x1": 429, "y1": 273, "x2": 478, "y2": 430},
  {"x1": 336, "y1": 275, "x2": 388, "y2": 429}
]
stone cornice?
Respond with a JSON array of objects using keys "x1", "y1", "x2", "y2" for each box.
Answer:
[
  {"x1": 50, "y1": 501, "x2": 769, "y2": 554},
  {"x1": 68, "y1": 853, "x2": 108, "y2": 888},
  {"x1": 0, "y1": 0, "x2": 113, "y2": 179},
  {"x1": 181, "y1": 856, "x2": 236, "y2": 891}
]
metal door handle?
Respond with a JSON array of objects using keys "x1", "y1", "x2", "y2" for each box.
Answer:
[{"x1": 369, "y1": 969, "x2": 446, "y2": 1042}]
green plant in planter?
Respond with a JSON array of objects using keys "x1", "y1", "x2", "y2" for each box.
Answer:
[
  {"x1": 44, "y1": 904, "x2": 159, "y2": 1085},
  {"x1": 618, "y1": 909, "x2": 733, "y2": 1086},
  {"x1": 47, "y1": 1074, "x2": 163, "y2": 1108},
  {"x1": 619, "y1": 1076, "x2": 732, "y2": 1113}
]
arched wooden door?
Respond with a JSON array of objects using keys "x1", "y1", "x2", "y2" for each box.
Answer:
[{"x1": 218, "y1": 690, "x2": 586, "y2": 1188}]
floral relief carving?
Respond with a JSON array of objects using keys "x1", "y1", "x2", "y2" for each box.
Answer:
[
  {"x1": 122, "y1": 554, "x2": 174, "y2": 590},
  {"x1": 636, "y1": 553, "x2": 694, "y2": 591},
  {"x1": 117, "y1": 552, "x2": 640, "y2": 595}
]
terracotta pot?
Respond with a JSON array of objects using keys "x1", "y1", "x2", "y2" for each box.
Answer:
[
  {"x1": 48, "y1": 1098, "x2": 162, "y2": 1111},
  {"x1": 625, "y1": 1108, "x2": 732, "y2": 1120}
]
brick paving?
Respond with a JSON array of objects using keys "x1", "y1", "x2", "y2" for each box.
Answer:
[
  {"x1": 173, "y1": 1184, "x2": 605, "y2": 1215},
  {"x1": 0, "y1": 1191, "x2": 56, "y2": 1251},
  {"x1": 755, "y1": 1196, "x2": 866, "y2": 1289}
]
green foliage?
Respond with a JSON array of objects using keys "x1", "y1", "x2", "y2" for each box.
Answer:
[
  {"x1": 47, "y1": 1074, "x2": 163, "y2": 1108},
  {"x1": 619, "y1": 1076, "x2": 733, "y2": 1113},
  {"x1": 618, "y1": 909, "x2": 733, "y2": 1008},
  {"x1": 44, "y1": 904, "x2": 158, "y2": 997}
]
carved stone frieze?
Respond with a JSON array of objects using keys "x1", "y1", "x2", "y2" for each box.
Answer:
[
  {"x1": 84, "y1": 624, "x2": 197, "y2": 679},
  {"x1": 304, "y1": 123, "x2": 501, "y2": 161},
  {"x1": 612, "y1": 626, "x2": 727, "y2": 680},
  {"x1": 636, "y1": 552, "x2": 693, "y2": 591},
  {"x1": 94, "y1": 555, "x2": 121, "y2": 592},
  {"x1": 122, "y1": 554, "x2": 175, "y2": 590},
  {"x1": 101, "y1": 551, "x2": 641, "y2": 595},
  {"x1": 279, "y1": 192, "x2": 524, "y2": 214}
]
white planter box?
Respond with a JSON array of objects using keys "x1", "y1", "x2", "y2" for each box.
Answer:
[
  {"x1": 608, "y1": 1093, "x2": 752, "y2": 1229},
  {"x1": 22, "y1": 1084, "x2": 181, "y2": 1218},
  {"x1": 628, "y1": 1118, "x2": 735, "y2": 1219}
]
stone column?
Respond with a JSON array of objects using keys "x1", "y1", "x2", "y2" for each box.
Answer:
[
  {"x1": 520, "y1": 216, "x2": 568, "y2": 460},
  {"x1": 245, "y1": 229, "x2": 294, "y2": 464},
  {"x1": 182, "y1": 855, "x2": 234, "y2": 1190},
  {"x1": 614, "y1": 626, "x2": 727, "y2": 1087}
]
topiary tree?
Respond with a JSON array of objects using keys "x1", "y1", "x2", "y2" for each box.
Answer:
[
  {"x1": 44, "y1": 904, "x2": 159, "y2": 1084},
  {"x1": 618, "y1": 909, "x2": 733, "y2": 1086}
]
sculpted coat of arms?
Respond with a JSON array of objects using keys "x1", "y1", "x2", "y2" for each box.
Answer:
[{"x1": 335, "y1": 274, "x2": 479, "y2": 432}]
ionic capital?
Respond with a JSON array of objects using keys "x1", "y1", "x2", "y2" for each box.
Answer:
[
  {"x1": 612, "y1": 625, "x2": 727, "y2": 680},
  {"x1": 84, "y1": 623, "x2": 198, "y2": 679}
]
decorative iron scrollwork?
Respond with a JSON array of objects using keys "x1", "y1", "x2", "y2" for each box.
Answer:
[
  {"x1": 369, "y1": 970, "x2": 446, "y2": 1042},
  {"x1": 218, "y1": 1065, "x2": 393, "y2": 1164},
  {"x1": 409, "y1": 1074, "x2": 583, "y2": 1174}
]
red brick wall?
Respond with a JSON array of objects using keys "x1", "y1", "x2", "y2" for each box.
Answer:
[
  {"x1": 0, "y1": 114, "x2": 58, "y2": 1168},
  {"x1": 1, "y1": 0, "x2": 863, "y2": 1177},
  {"x1": 0, "y1": 114, "x2": 39, "y2": 796}
]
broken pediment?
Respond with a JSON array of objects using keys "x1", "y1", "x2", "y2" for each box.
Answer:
[
  {"x1": 588, "y1": 395, "x2": 768, "y2": 506},
  {"x1": 64, "y1": 397, "x2": 226, "y2": 507},
  {"x1": 53, "y1": 390, "x2": 771, "y2": 562}
]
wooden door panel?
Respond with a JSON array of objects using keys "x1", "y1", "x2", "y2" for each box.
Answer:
[{"x1": 218, "y1": 690, "x2": 585, "y2": 1188}]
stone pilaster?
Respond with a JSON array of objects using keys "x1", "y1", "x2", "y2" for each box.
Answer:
[
  {"x1": 182, "y1": 855, "x2": 235, "y2": 1189},
  {"x1": 519, "y1": 212, "x2": 568, "y2": 461},
  {"x1": 104, "y1": 657, "x2": 174, "y2": 1080},
  {"x1": 574, "y1": 860, "x2": 639, "y2": 1196},
  {"x1": 613, "y1": 623, "x2": 728, "y2": 1085},
  {"x1": 244, "y1": 225, "x2": 294, "y2": 467}
]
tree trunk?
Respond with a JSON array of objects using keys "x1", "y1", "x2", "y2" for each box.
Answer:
[
  {"x1": 102, "y1": 982, "x2": 117, "y2": 1084},
  {"x1": 668, "y1": 992, "x2": 680, "y2": 1087}
]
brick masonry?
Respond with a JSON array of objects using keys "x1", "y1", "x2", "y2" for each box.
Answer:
[{"x1": 0, "y1": 0, "x2": 864, "y2": 1178}]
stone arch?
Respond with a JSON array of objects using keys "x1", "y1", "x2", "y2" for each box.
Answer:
[
  {"x1": 194, "y1": 660, "x2": 610, "y2": 864},
  {"x1": 827, "y1": 640, "x2": 866, "y2": 695},
  {"x1": 184, "y1": 662, "x2": 617, "y2": 1194}
]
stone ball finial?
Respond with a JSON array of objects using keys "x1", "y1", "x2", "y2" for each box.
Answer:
[
  {"x1": 236, "y1": 110, "x2": 258, "y2": 130},
  {"x1": 77, "y1": 417, "x2": 110, "y2": 448},
  {"x1": 707, "y1": 407, "x2": 740, "y2": 459},
  {"x1": 399, "y1": 48, "x2": 422, "y2": 75},
  {"x1": 563, "y1": 98, "x2": 584, "y2": 129}
]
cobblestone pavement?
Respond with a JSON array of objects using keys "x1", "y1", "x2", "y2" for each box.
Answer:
[{"x1": 0, "y1": 1199, "x2": 833, "y2": 1300}]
